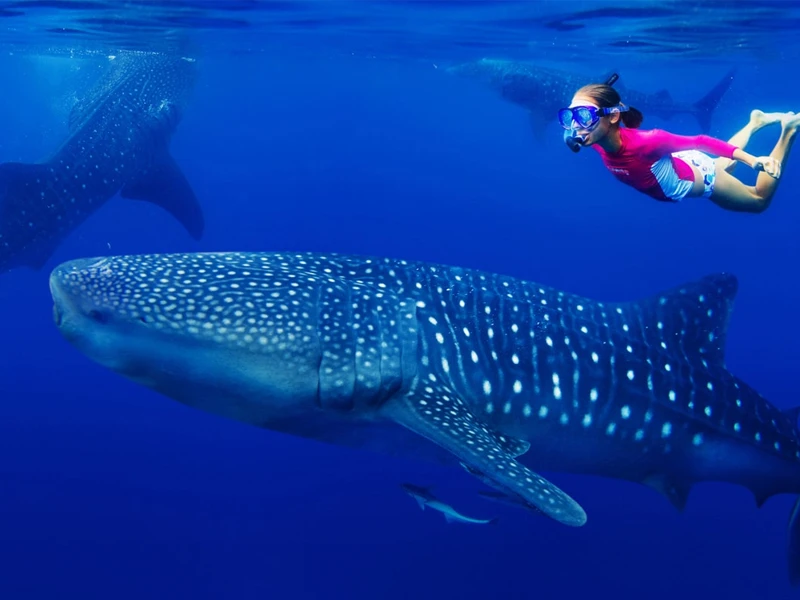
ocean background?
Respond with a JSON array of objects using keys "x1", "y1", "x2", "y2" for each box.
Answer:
[{"x1": 1, "y1": 1, "x2": 799, "y2": 598}]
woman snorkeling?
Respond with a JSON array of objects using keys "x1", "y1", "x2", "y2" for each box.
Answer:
[{"x1": 559, "y1": 77, "x2": 800, "y2": 213}]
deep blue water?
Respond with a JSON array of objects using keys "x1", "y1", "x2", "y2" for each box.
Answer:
[{"x1": 1, "y1": 1, "x2": 800, "y2": 598}]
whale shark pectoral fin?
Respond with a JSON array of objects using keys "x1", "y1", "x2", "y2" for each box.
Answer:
[
  {"x1": 476, "y1": 489, "x2": 544, "y2": 515},
  {"x1": 121, "y1": 154, "x2": 204, "y2": 240},
  {"x1": 384, "y1": 393, "x2": 587, "y2": 527}
]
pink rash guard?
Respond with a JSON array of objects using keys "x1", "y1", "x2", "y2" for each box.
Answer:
[{"x1": 593, "y1": 128, "x2": 738, "y2": 202}]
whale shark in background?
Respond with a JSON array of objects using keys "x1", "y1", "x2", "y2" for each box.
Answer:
[
  {"x1": 0, "y1": 50, "x2": 204, "y2": 275},
  {"x1": 49, "y1": 251, "x2": 800, "y2": 585},
  {"x1": 447, "y1": 58, "x2": 736, "y2": 137}
]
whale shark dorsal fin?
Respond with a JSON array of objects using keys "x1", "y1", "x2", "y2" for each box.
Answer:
[
  {"x1": 120, "y1": 153, "x2": 205, "y2": 240},
  {"x1": 630, "y1": 273, "x2": 738, "y2": 368},
  {"x1": 384, "y1": 392, "x2": 587, "y2": 527}
]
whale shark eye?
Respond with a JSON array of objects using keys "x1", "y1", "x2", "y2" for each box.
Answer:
[
  {"x1": 88, "y1": 309, "x2": 110, "y2": 324},
  {"x1": 138, "y1": 314, "x2": 154, "y2": 324}
]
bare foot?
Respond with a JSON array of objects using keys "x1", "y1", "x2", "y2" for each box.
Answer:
[
  {"x1": 780, "y1": 111, "x2": 800, "y2": 133},
  {"x1": 750, "y1": 109, "x2": 784, "y2": 129}
]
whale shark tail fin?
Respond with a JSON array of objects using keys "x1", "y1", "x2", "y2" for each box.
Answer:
[
  {"x1": 121, "y1": 152, "x2": 205, "y2": 240},
  {"x1": 784, "y1": 406, "x2": 800, "y2": 586},
  {"x1": 788, "y1": 496, "x2": 800, "y2": 586},
  {"x1": 692, "y1": 67, "x2": 736, "y2": 133}
]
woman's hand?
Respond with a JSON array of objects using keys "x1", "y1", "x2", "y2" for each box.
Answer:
[
  {"x1": 753, "y1": 156, "x2": 781, "y2": 179},
  {"x1": 732, "y1": 148, "x2": 781, "y2": 179}
]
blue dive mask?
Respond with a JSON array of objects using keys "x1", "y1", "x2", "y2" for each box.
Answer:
[{"x1": 557, "y1": 104, "x2": 629, "y2": 132}]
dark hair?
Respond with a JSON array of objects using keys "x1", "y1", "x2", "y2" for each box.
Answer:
[{"x1": 575, "y1": 83, "x2": 644, "y2": 129}]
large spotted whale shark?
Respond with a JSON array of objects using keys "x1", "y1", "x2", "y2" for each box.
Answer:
[
  {"x1": 0, "y1": 50, "x2": 204, "y2": 275},
  {"x1": 49, "y1": 251, "x2": 800, "y2": 583}
]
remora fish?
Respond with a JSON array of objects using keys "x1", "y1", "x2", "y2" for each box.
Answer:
[
  {"x1": 0, "y1": 50, "x2": 204, "y2": 274},
  {"x1": 447, "y1": 58, "x2": 735, "y2": 136},
  {"x1": 401, "y1": 483, "x2": 498, "y2": 525},
  {"x1": 49, "y1": 251, "x2": 800, "y2": 584}
]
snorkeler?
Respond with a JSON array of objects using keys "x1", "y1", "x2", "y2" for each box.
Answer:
[{"x1": 558, "y1": 77, "x2": 800, "y2": 213}]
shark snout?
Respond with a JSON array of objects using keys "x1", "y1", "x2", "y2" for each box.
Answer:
[{"x1": 49, "y1": 257, "x2": 117, "y2": 334}]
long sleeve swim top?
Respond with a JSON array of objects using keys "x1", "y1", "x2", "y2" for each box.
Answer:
[{"x1": 592, "y1": 128, "x2": 738, "y2": 201}]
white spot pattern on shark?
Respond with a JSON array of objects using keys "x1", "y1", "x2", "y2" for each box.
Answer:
[{"x1": 48, "y1": 251, "x2": 800, "y2": 583}]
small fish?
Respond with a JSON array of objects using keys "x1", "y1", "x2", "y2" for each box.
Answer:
[{"x1": 401, "y1": 483, "x2": 498, "y2": 525}]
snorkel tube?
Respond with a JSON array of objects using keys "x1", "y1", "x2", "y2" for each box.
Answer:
[
  {"x1": 564, "y1": 73, "x2": 619, "y2": 153},
  {"x1": 564, "y1": 129, "x2": 585, "y2": 153}
]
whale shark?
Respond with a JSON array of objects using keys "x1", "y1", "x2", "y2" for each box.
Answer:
[
  {"x1": 49, "y1": 251, "x2": 800, "y2": 584},
  {"x1": 447, "y1": 58, "x2": 735, "y2": 137},
  {"x1": 0, "y1": 50, "x2": 204, "y2": 275}
]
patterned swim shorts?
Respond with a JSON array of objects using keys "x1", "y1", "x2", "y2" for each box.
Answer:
[{"x1": 672, "y1": 150, "x2": 716, "y2": 198}]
